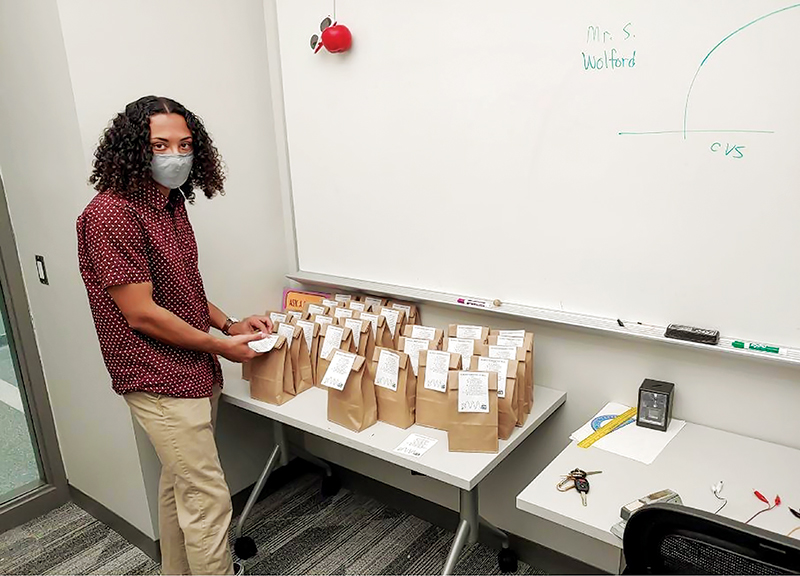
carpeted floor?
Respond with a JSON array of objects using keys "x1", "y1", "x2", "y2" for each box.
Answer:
[{"x1": 0, "y1": 472, "x2": 546, "y2": 575}]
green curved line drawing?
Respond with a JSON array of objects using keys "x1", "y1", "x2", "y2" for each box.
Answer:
[{"x1": 682, "y1": 3, "x2": 800, "y2": 139}]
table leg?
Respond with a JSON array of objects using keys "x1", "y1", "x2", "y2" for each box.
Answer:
[
  {"x1": 442, "y1": 519, "x2": 471, "y2": 576},
  {"x1": 442, "y1": 488, "x2": 480, "y2": 575},
  {"x1": 234, "y1": 443, "x2": 281, "y2": 541}
]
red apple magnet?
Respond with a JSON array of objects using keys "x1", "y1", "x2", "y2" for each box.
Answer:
[{"x1": 310, "y1": 17, "x2": 352, "y2": 54}]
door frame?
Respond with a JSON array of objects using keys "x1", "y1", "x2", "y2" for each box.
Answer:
[{"x1": 0, "y1": 174, "x2": 68, "y2": 531}]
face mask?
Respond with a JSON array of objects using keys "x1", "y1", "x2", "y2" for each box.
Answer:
[{"x1": 151, "y1": 153, "x2": 193, "y2": 189}]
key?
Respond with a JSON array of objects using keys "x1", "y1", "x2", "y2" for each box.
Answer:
[
  {"x1": 575, "y1": 477, "x2": 590, "y2": 506},
  {"x1": 569, "y1": 468, "x2": 602, "y2": 479}
]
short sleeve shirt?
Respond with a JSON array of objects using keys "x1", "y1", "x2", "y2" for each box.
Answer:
[{"x1": 76, "y1": 184, "x2": 222, "y2": 398}]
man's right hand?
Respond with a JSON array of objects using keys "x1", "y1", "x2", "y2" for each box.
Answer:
[{"x1": 216, "y1": 332, "x2": 268, "y2": 363}]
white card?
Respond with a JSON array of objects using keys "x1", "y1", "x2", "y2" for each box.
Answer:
[
  {"x1": 248, "y1": 333, "x2": 279, "y2": 353},
  {"x1": 287, "y1": 310, "x2": 302, "y2": 321},
  {"x1": 458, "y1": 371, "x2": 490, "y2": 413},
  {"x1": 277, "y1": 322, "x2": 296, "y2": 342},
  {"x1": 349, "y1": 301, "x2": 366, "y2": 311},
  {"x1": 307, "y1": 304, "x2": 326, "y2": 316},
  {"x1": 402, "y1": 337, "x2": 430, "y2": 377},
  {"x1": 269, "y1": 312, "x2": 287, "y2": 324},
  {"x1": 334, "y1": 307, "x2": 354, "y2": 319},
  {"x1": 320, "y1": 325, "x2": 345, "y2": 360},
  {"x1": 359, "y1": 312, "x2": 379, "y2": 338},
  {"x1": 314, "y1": 315, "x2": 333, "y2": 327},
  {"x1": 320, "y1": 350, "x2": 357, "y2": 391},
  {"x1": 488, "y1": 345, "x2": 517, "y2": 360},
  {"x1": 375, "y1": 349, "x2": 400, "y2": 391},
  {"x1": 423, "y1": 350, "x2": 451, "y2": 393},
  {"x1": 496, "y1": 334, "x2": 525, "y2": 347},
  {"x1": 364, "y1": 296, "x2": 383, "y2": 308},
  {"x1": 322, "y1": 299, "x2": 339, "y2": 308},
  {"x1": 411, "y1": 325, "x2": 437, "y2": 340},
  {"x1": 344, "y1": 318, "x2": 363, "y2": 349},
  {"x1": 477, "y1": 356, "x2": 508, "y2": 398},
  {"x1": 447, "y1": 337, "x2": 475, "y2": 371},
  {"x1": 392, "y1": 303, "x2": 412, "y2": 316},
  {"x1": 381, "y1": 308, "x2": 401, "y2": 338},
  {"x1": 296, "y1": 320, "x2": 314, "y2": 351},
  {"x1": 498, "y1": 329, "x2": 525, "y2": 338},
  {"x1": 335, "y1": 294, "x2": 352, "y2": 303},
  {"x1": 456, "y1": 325, "x2": 484, "y2": 340},
  {"x1": 394, "y1": 433, "x2": 437, "y2": 458}
]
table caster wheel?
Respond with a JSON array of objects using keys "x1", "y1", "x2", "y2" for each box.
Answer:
[
  {"x1": 321, "y1": 473, "x2": 341, "y2": 497},
  {"x1": 234, "y1": 536, "x2": 258, "y2": 559},
  {"x1": 498, "y1": 547, "x2": 518, "y2": 573}
]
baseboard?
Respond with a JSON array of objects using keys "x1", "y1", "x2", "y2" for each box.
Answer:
[
  {"x1": 333, "y1": 466, "x2": 604, "y2": 575},
  {"x1": 69, "y1": 485, "x2": 160, "y2": 562}
]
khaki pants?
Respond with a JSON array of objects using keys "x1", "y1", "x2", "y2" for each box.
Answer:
[{"x1": 125, "y1": 385, "x2": 234, "y2": 575}]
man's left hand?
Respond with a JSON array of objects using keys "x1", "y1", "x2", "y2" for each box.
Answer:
[{"x1": 229, "y1": 315, "x2": 273, "y2": 336}]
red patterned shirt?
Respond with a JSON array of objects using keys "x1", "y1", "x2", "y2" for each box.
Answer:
[{"x1": 77, "y1": 183, "x2": 222, "y2": 398}]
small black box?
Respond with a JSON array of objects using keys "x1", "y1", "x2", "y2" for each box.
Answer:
[{"x1": 636, "y1": 379, "x2": 675, "y2": 432}]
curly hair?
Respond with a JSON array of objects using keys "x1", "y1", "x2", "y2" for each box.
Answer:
[{"x1": 89, "y1": 95, "x2": 225, "y2": 201}]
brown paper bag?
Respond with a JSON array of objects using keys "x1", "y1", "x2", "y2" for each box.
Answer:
[
  {"x1": 333, "y1": 306, "x2": 356, "y2": 322},
  {"x1": 303, "y1": 301, "x2": 335, "y2": 320},
  {"x1": 447, "y1": 371, "x2": 498, "y2": 453},
  {"x1": 398, "y1": 336, "x2": 435, "y2": 381},
  {"x1": 469, "y1": 356, "x2": 518, "y2": 440},
  {"x1": 416, "y1": 350, "x2": 461, "y2": 430},
  {"x1": 324, "y1": 350, "x2": 376, "y2": 432},
  {"x1": 340, "y1": 317, "x2": 375, "y2": 360},
  {"x1": 347, "y1": 299, "x2": 369, "y2": 313},
  {"x1": 333, "y1": 293, "x2": 359, "y2": 305},
  {"x1": 249, "y1": 335, "x2": 295, "y2": 406},
  {"x1": 276, "y1": 322, "x2": 313, "y2": 394},
  {"x1": 355, "y1": 311, "x2": 393, "y2": 351},
  {"x1": 370, "y1": 347, "x2": 416, "y2": 429},
  {"x1": 315, "y1": 324, "x2": 355, "y2": 387},
  {"x1": 443, "y1": 335, "x2": 477, "y2": 375},
  {"x1": 293, "y1": 318, "x2": 321, "y2": 386},
  {"x1": 266, "y1": 309, "x2": 289, "y2": 326},
  {"x1": 480, "y1": 341, "x2": 527, "y2": 426},
  {"x1": 321, "y1": 298, "x2": 342, "y2": 309},
  {"x1": 360, "y1": 295, "x2": 388, "y2": 311},
  {"x1": 448, "y1": 324, "x2": 490, "y2": 344},
  {"x1": 488, "y1": 332, "x2": 534, "y2": 419},
  {"x1": 402, "y1": 324, "x2": 443, "y2": 349},
  {"x1": 378, "y1": 307, "x2": 406, "y2": 349},
  {"x1": 387, "y1": 300, "x2": 420, "y2": 332}
]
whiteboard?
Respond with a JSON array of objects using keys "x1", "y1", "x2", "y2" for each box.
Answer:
[{"x1": 276, "y1": 1, "x2": 800, "y2": 348}]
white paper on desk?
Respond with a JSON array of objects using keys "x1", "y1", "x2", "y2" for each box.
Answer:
[
  {"x1": 570, "y1": 402, "x2": 686, "y2": 465},
  {"x1": 394, "y1": 433, "x2": 437, "y2": 458}
]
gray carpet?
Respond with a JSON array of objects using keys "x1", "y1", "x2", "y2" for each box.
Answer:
[{"x1": 0, "y1": 472, "x2": 545, "y2": 575}]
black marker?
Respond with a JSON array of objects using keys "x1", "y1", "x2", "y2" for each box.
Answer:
[{"x1": 617, "y1": 319, "x2": 625, "y2": 327}]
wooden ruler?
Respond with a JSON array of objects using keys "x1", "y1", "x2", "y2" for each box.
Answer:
[{"x1": 577, "y1": 406, "x2": 638, "y2": 449}]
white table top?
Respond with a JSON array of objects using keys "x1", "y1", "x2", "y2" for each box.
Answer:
[
  {"x1": 223, "y1": 379, "x2": 566, "y2": 490},
  {"x1": 516, "y1": 421, "x2": 800, "y2": 548}
]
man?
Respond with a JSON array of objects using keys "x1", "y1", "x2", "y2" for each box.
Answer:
[{"x1": 77, "y1": 95, "x2": 269, "y2": 575}]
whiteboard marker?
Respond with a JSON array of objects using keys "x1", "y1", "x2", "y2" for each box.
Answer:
[{"x1": 732, "y1": 341, "x2": 785, "y2": 355}]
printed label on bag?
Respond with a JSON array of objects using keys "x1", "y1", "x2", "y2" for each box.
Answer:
[
  {"x1": 277, "y1": 323, "x2": 296, "y2": 342},
  {"x1": 344, "y1": 318, "x2": 363, "y2": 349},
  {"x1": 296, "y1": 320, "x2": 314, "y2": 351},
  {"x1": 314, "y1": 315, "x2": 333, "y2": 327},
  {"x1": 402, "y1": 337, "x2": 429, "y2": 377},
  {"x1": 334, "y1": 307, "x2": 354, "y2": 319},
  {"x1": 375, "y1": 349, "x2": 400, "y2": 391},
  {"x1": 496, "y1": 334, "x2": 524, "y2": 347},
  {"x1": 456, "y1": 325, "x2": 484, "y2": 340},
  {"x1": 423, "y1": 350, "x2": 450, "y2": 393},
  {"x1": 447, "y1": 338, "x2": 475, "y2": 371},
  {"x1": 287, "y1": 310, "x2": 302, "y2": 322},
  {"x1": 320, "y1": 350, "x2": 357, "y2": 391},
  {"x1": 498, "y1": 330, "x2": 525, "y2": 338},
  {"x1": 269, "y1": 312, "x2": 287, "y2": 325},
  {"x1": 411, "y1": 325, "x2": 436, "y2": 340},
  {"x1": 248, "y1": 333, "x2": 280, "y2": 354},
  {"x1": 335, "y1": 294, "x2": 352, "y2": 303},
  {"x1": 488, "y1": 345, "x2": 517, "y2": 360},
  {"x1": 477, "y1": 357, "x2": 508, "y2": 398},
  {"x1": 364, "y1": 296, "x2": 383, "y2": 308},
  {"x1": 320, "y1": 326, "x2": 345, "y2": 360},
  {"x1": 322, "y1": 299, "x2": 339, "y2": 308},
  {"x1": 458, "y1": 371, "x2": 490, "y2": 413},
  {"x1": 359, "y1": 312, "x2": 378, "y2": 339},
  {"x1": 392, "y1": 303, "x2": 412, "y2": 316},
  {"x1": 307, "y1": 304, "x2": 326, "y2": 316},
  {"x1": 349, "y1": 301, "x2": 366, "y2": 312},
  {"x1": 394, "y1": 434, "x2": 437, "y2": 458},
  {"x1": 380, "y1": 308, "x2": 400, "y2": 338}
]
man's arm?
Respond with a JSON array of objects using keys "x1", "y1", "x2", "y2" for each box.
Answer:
[
  {"x1": 109, "y1": 283, "x2": 263, "y2": 363},
  {"x1": 208, "y1": 301, "x2": 274, "y2": 336}
]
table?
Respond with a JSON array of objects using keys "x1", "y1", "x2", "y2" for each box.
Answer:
[
  {"x1": 516, "y1": 421, "x2": 800, "y2": 572},
  {"x1": 223, "y1": 379, "x2": 566, "y2": 574}
]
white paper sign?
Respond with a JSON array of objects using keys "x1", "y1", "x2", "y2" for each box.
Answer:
[
  {"x1": 277, "y1": 322, "x2": 296, "y2": 342},
  {"x1": 381, "y1": 308, "x2": 401, "y2": 338},
  {"x1": 287, "y1": 310, "x2": 302, "y2": 322},
  {"x1": 458, "y1": 371, "x2": 490, "y2": 413},
  {"x1": 322, "y1": 299, "x2": 340, "y2": 308},
  {"x1": 314, "y1": 315, "x2": 333, "y2": 327},
  {"x1": 456, "y1": 325, "x2": 484, "y2": 340},
  {"x1": 349, "y1": 301, "x2": 366, "y2": 312},
  {"x1": 269, "y1": 312, "x2": 287, "y2": 324},
  {"x1": 496, "y1": 334, "x2": 525, "y2": 347},
  {"x1": 488, "y1": 345, "x2": 517, "y2": 360},
  {"x1": 307, "y1": 304, "x2": 326, "y2": 316},
  {"x1": 296, "y1": 320, "x2": 314, "y2": 351},
  {"x1": 392, "y1": 303, "x2": 412, "y2": 316},
  {"x1": 320, "y1": 325, "x2": 345, "y2": 360},
  {"x1": 320, "y1": 350, "x2": 357, "y2": 391},
  {"x1": 248, "y1": 333, "x2": 279, "y2": 353},
  {"x1": 394, "y1": 434, "x2": 437, "y2": 458},
  {"x1": 402, "y1": 337, "x2": 430, "y2": 376},
  {"x1": 364, "y1": 296, "x2": 383, "y2": 308},
  {"x1": 447, "y1": 337, "x2": 475, "y2": 371},
  {"x1": 360, "y1": 312, "x2": 379, "y2": 338},
  {"x1": 423, "y1": 350, "x2": 451, "y2": 392},
  {"x1": 334, "y1": 307, "x2": 354, "y2": 319},
  {"x1": 375, "y1": 349, "x2": 400, "y2": 391},
  {"x1": 498, "y1": 330, "x2": 525, "y2": 338},
  {"x1": 477, "y1": 356, "x2": 509, "y2": 398},
  {"x1": 411, "y1": 325, "x2": 437, "y2": 340},
  {"x1": 335, "y1": 294, "x2": 352, "y2": 303},
  {"x1": 344, "y1": 318, "x2": 363, "y2": 349}
]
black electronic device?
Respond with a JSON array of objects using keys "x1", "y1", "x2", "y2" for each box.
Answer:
[
  {"x1": 636, "y1": 379, "x2": 675, "y2": 432},
  {"x1": 664, "y1": 324, "x2": 720, "y2": 345}
]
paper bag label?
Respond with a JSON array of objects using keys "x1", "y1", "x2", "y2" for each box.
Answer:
[
  {"x1": 270, "y1": 312, "x2": 287, "y2": 324},
  {"x1": 402, "y1": 337, "x2": 429, "y2": 377},
  {"x1": 423, "y1": 350, "x2": 450, "y2": 393},
  {"x1": 488, "y1": 345, "x2": 517, "y2": 360},
  {"x1": 335, "y1": 294, "x2": 352, "y2": 303},
  {"x1": 411, "y1": 325, "x2": 436, "y2": 340},
  {"x1": 349, "y1": 301, "x2": 366, "y2": 311},
  {"x1": 458, "y1": 371, "x2": 490, "y2": 413},
  {"x1": 360, "y1": 312, "x2": 378, "y2": 338},
  {"x1": 277, "y1": 323, "x2": 296, "y2": 342},
  {"x1": 334, "y1": 307, "x2": 354, "y2": 319},
  {"x1": 308, "y1": 304, "x2": 326, "y2": 316},
  {"x1": 498, "y1": 329, "x2": 525, "y2": 338},
  {"x1": 456, "y1": 325, "x2": 484, "y2": 339},
  {"x1": 296, "y1": 320, "x2": 314, "y2": 351},
  {"x1": 477, "y1": 357, "x2": 509, "y2": 398},
  {"x1": 344, "y1": 318, "x2": 363, "y2": 349},
  {"x1": 381, "y1": 308, "x2": 400, "y2": 338},
  {"x1": 322, "y1": 299, "x2": 339, "y2": 308},
  {"x1": 320, "y1": 325, "x2": 345, "y2": 360},
  {"x1": 320, "y1": 350, "x2": 357, "y2": 391},
  {"x1": 496, "y1": 334, "x2": 525, "y2": 347},
  {"x1": 447, "y1": 338, "x2": 475, "y2": 370},
  {"x1": 314, "y1": 316, "x2": 333, "y2": 327},
  {"x1": 392, "y1": 303, "x2": 412, "y2": 316},
  {"x1": 248, "y1": 333, "x2": 280, "y2": 353},
  {"x1": 375, "y1": 349, "x2": 400, "y2": 391},
  {"x1": 287, "y1": 310, "x2": 302, "y2": 322},
  {"x1": 364, "y1": 296, "x2": 383, "y2": 308}
]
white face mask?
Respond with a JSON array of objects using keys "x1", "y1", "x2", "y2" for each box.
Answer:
[{"x1": 151, "y1": 153, "x2": 193, "y2": 189}]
